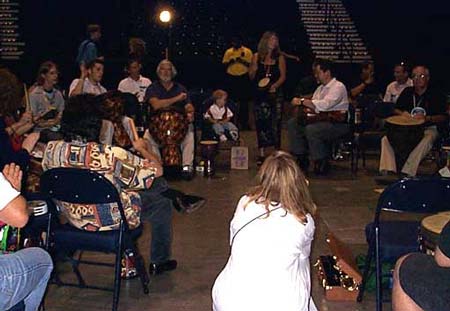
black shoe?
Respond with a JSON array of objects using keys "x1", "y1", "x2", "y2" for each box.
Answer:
[
  {"x1": 313, "y1": 159, "x2": 330, "y2": 175},
  {"x1": 176, "y1": 195, "x2": 206, "y2": 214},
  {"x1": 149, "y1": 259, "x2": 178, "y2": 275},
  {"x1": 256, "y1": 156, "x2": 265, "y2": 166},
  {"x1": 296, "y1": 155, "x2": 309, "y2": 173},
  {"x1": 374, "y1": 171, "x2": 399, "y2": 185},
  {"x1": 181, "y1": 166, "x2": 194, "y2": 180}
]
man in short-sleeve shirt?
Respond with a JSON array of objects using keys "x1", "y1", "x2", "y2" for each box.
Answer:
[
  {"x1": 379, "y1": 65, "x2": 448, "y2": 177},
  {"x1": 144, "y1": 60, "x2": 195, "y2": 178}
]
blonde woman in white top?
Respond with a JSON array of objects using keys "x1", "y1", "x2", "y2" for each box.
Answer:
[{"x1": 212, "y1": 151, "x2": 317, "y2": 311}]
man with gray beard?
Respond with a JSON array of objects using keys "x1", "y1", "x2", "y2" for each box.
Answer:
[{"x1": 144, "y1": 60, "x2": 195, "y2": 179}]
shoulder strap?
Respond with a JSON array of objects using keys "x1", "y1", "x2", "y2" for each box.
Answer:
[{"x1": 230, "y1": 206, "x2": 282, "y2": 247}]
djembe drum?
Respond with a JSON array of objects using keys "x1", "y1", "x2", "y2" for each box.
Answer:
[
  {"x1": 200, "y1": 140, "x2": 218, "y2": 177},
  {"x1": 148, "y1": 108, "x2": 188, "y2": 166},
  {"x1": 385, "y1": 115, "x2": 424, "y2": 171},
  {"x1": 420, "y1": 211, "x2": 450, "y2": 255}
]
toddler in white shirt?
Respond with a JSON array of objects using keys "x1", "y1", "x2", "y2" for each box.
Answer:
[{"x1": 205, "y1": 90, "x2": 239, "y2": 142}]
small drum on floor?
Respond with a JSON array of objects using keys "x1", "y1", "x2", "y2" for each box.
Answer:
[
  {"x1": 385, "y1": 115, "x2": 424, "y2": 171},
  {"x1": 420, "y1": 211, "x2": 450, "y2": 255},
  {"x1": 200, "y1": 140, "x2": 218, "y2": 177}
]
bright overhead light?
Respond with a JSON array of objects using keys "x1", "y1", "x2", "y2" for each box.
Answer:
[{"x1": 159, "y1": 10, "x2": 172, "y2": 23}]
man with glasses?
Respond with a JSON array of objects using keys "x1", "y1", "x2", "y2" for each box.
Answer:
[{"x1": 379, "y1": 65, "x2": 448, "y2": 178}]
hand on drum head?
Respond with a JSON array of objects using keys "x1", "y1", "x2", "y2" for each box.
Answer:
[{"x1": 412, "y1": 113, "x2": 426, "y2": 121}]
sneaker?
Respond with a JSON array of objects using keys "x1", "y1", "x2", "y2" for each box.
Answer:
[
  {"x1": 229, "y1": 131, "x2": 239, "y2": 141},
  {"x1": 149, "y1": 259, "x2": 178, "y2": 275},
  {"x1": 219, "y1": 134, "x2": 227, "y2": 142},
  {"x1": 176, "y1": 195, "x2": 206, "y2": 214}
]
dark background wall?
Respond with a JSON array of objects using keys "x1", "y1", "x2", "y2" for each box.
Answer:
[{"x1": 5, "y1": 0, "x2": 450, "y2": 94}]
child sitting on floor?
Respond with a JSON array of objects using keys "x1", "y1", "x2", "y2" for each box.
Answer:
[{"x1": 205, "y1": 89, "x2": 239, "y2": 142}]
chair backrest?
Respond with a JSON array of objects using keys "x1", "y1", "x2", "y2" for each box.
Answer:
[
  {"x1": 376, "y1": 177, "x2": 450, "y2": 218},
  {"x1": 40, "y1": 168, "x2": 128, "y2": 228}
]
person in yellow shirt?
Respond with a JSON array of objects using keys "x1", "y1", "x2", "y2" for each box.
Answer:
[{"x1": 222, "y1": 36, "x2": 253, "y2": 130}]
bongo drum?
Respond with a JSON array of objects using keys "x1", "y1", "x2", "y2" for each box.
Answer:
[
  {"x1": 200, "y1": 140, "x2": 218, "y2": 177},
  {"x1": 385, "y1": 115, "x2": 424, "y2": 171},
  {"x1": 420, "y1": 211, "x2": 450, "y2": 255},
  {"x1": 148, "y1": 108, "x2": 188, "y2": 167}
]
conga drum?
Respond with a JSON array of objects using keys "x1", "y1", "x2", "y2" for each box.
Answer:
[
  {"x1": 148, "y1": 108, "x2": 188, "y2": 167},
  {"x1": 200, "y1": 140, "x2": 218, "y2": 177},
  {"x1": 420, "y1": 211, "x2": 450, "y2": 255},
  {"x1": 385, "y1": 115, "x2": 424, "y2": 171}
]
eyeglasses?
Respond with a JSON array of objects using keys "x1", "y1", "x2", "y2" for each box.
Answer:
[{"x1": 412, "y1": 74, "x2": 428, "y2": 80}]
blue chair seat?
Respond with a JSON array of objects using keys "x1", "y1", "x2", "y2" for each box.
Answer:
[
  {"x1": 365, "y1": 221, "x2": 420, "y2": 263},
  {"x1": 54, "y1": 224, "x2": 143, "y2": 253}
]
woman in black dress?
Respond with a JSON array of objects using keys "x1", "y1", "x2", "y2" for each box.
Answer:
[{"x1": 249, "y1": 31, "x2": 286, "y2": 165}]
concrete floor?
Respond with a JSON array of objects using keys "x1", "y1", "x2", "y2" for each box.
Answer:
[{"x1": 45, "y1": 130, "x2": 438, "y2": 311}]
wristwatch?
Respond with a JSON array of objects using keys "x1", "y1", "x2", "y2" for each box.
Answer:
[{"x1": 300, "y1": 98, "x2": 305, "y2": 105}]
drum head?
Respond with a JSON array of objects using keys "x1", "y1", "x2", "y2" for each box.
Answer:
[
  {"x1": 200, "y1": 140, "x2": 218, "y2": 145},
  {"x1": 385, "y1": 115, "x2": 424, "y2": 126},
  {"x1": 421, "y1": 212, "x2": 450, "y2": 235}
]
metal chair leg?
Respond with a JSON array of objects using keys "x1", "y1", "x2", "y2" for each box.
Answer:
[
  {"x1": 112, "y1": 229, "x2": 124, "y2": 311},
  {"x1": 357, "y1": 232, "x2": 374, "y2": 302},
  {"x1": 375, "y1": 225, "x2": 383, "y2": 311}
]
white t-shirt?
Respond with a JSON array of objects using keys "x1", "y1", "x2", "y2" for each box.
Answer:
[
  {"x1": 69, "y1": 78, "x2": 107, "y2": 96},
  {"x1": 205, "y1": 104, "x2": 233, "y2": 120},
  {"x1": 118, "y1": 75, "x2": 152, "y2": 102},
  {"x1": 0, "y1": 173, "x2": 20, "y2": 211},
  {"x1": 212, "y1": 195, "x2": 317, "y2": 311},
  {"x1": 383, "y1": 78, "x2": 413, "y2": 103}
]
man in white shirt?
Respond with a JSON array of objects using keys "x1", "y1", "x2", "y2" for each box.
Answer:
[
  {"x1": 0, "y1": 163, "x2": 53, "y2": 311},
  {"x1": 288, "y1": 58, "x2": 349, "y2": 175},
  {"x1": 118, "y1": 59, "x2": 151, "y2": 102},
  {"x1": 383, "y1": 62, "x2": 413, "y2": 103},
  {"x1": 69, "y1": 58, "x2": 107, "y2": 97}
]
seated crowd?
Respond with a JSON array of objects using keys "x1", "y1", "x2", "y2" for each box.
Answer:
[{"x1": 1, "y1": 47, "x2": 449, "y2": 310}]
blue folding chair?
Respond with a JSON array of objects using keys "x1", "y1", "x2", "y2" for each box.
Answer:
[
  {"x1": 40, "y1": 168, "x2": 149, "y2": 311},
  {"x1": 357, "y1": 176, "x2": 450, "y2": 311}
]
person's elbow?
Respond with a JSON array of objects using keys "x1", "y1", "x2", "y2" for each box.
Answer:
[{"x1": 6, "y1": 196, "x2": 29, "y2": 228}]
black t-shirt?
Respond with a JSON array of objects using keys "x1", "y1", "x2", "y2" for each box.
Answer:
[
  {"x1": 439, "y1": 220, "x2": 450, "y2": 258},
  {"x1": 144, "y1": 81, "x2": 190, "y2": 113},
  {"x1": 396, "y1": 87, "x2": 448, "y2": 127}
]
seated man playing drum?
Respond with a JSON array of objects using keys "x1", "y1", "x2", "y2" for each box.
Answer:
[
  {"x1": 144, "y1": 60, "x2": 195, "y2": 179},
  {"x1": 288, "y1": 58, "x2": 350, "y2": 175},
  {"x1": 379, "y1": 65, "x2": 448, "y2": 177}
]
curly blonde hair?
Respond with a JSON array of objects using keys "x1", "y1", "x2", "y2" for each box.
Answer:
[{"x1": 246, "y1": 151, "x2": 316, "y2": 223}]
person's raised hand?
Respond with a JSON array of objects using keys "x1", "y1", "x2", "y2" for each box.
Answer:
[{"x1": 2, "y1": 163, "x2": 22, "y2": 191}]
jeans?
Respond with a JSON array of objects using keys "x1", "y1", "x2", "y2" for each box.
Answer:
[
  {"x1": 139, "y1": 177, "x2": 174, "y2": 264},
  {"x1": 287, "y1": 117, "x2": 350, "y2": 160},
  {"x1": 212, "y1": 122, "x2": 238, "y2": 136},
  {"x1": 0, "y1": 247, "x2": 53, "y2": 311}
]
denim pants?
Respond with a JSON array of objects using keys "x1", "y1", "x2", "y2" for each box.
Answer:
[
  {"x1": 139, "y1": 177, "x2": 174, "y2": 264},
  {"x1": 0, "y1": 247, "x2": 53, "y2": 311},
  {"x1": 212, "y1": 122, "x2": 238, "y2": 136},
  {"x1": 287, "y1": 117, "x2": 350, "y2": 160}
]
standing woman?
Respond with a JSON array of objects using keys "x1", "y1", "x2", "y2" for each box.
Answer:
[
  {"x1": 212, "y1": 151, "x2": 317, "y2": 311},
  {"x1": 249, "y1": 31, "x2": 286, "y2": 165}
]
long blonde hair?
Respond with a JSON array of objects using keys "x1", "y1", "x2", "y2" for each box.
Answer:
[
  {"x1": 246, "y1": 151, "x2": 316, "y2": 223},
  {"x1": 257, "y1": 31, "x2": 281, "y2": 62}
]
